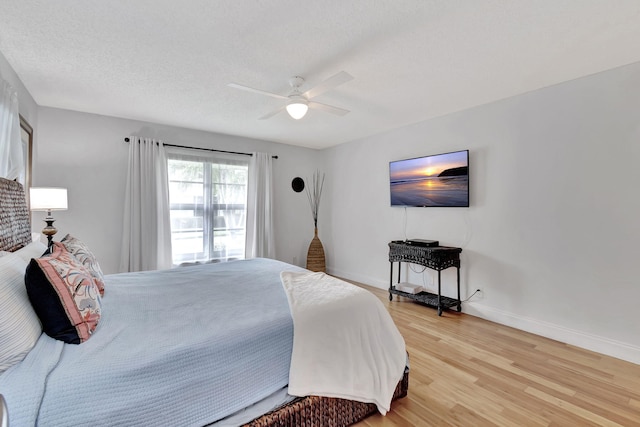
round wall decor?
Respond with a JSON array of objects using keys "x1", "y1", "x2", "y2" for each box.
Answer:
[{"x1": 291, "y1": 177, "x2": 305, "y2": 192}]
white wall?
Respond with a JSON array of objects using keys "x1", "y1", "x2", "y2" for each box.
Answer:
[
  {"x1": 34, "y1": 107, "x2": 321, "y2": 274},
  {"x1": 322, "y1": 61, "x2": 640, "y2": 364}
]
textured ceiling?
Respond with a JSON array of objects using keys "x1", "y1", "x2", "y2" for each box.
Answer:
[{"x1": 1, "y1": 0, "x2": 639, "y2": 149}]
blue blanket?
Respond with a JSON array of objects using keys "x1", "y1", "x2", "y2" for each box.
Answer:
[{"x1": 0, "y1": 258, "x2": 302, "y2": 426}]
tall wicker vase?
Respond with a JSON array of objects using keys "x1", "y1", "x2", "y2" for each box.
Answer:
[{"x1": 306, "y1": 227, "x2": 326, "y2": 272}]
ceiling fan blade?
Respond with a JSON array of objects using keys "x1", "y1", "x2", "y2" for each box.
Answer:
[
  {"x1": 227, "y1": 82, "x2": 289, "y2": 100},
  {"x1": 258, "y1": 105, "x2": 285, "y2": 120},
  {"x1": 303, "y1": 71, "x2": 354, "y2": 99},
  {"x1": 308, "y1": 101, "x2": 350, "y2": 116}
]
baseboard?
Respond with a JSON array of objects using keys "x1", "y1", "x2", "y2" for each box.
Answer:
[
  {"x1": 326, "y1": 267, "x2": 388, "y2": 290},
  {"x1": 327, "y1": 268, "x2": 640, "y2": 365},
  {"x1": 464, "y1": 302, "x2": 640, "y2": 365}
]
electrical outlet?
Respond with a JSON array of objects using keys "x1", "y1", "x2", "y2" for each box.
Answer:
[{"x1": 293, "y1": 256, "x2": 298, "y2": 265}]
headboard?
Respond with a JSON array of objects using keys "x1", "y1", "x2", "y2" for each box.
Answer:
[{"x1": 0, "y1": 177, "x2": 32, "y2": 252}]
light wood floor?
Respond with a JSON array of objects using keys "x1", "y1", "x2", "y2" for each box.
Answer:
[{"x1": 350, "y1": 283, "x2": 640, "y2": 427}]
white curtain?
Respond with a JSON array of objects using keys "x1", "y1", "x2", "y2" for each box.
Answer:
[
  {"x1": 0, "y1": 74, "x2": 23, "y2": 180},
  {"x1": 245, "y1": 152, "x2": 275, "y2": 259},
  {"x1": 120, "y1": 137, "x2": 172, "y2": 272}
]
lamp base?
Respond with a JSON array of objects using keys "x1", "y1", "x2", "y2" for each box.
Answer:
[{"x1": 42, "y1": 215, "x2": 58, "y2": 249}]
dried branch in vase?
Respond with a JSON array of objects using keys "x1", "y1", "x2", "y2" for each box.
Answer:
[{"x1": 305, "y1": 170, "x2": 325, "y2": 228}]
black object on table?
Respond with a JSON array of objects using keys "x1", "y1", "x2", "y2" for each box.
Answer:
[{"x1": 388, "y1": 241, "x2": 462, "y2": 316}]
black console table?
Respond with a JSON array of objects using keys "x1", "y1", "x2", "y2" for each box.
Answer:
[{"x1": 388, "y1": 241, "x2": 462, "y2": 316}]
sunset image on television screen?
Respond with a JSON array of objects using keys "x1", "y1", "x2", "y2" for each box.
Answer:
[{"x1": 390, "y1": 150, "x2": 468, "y2": 207}]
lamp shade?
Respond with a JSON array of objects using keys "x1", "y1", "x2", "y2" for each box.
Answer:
[
  {"x1": 286, "y1": 98, "x2": 309, "y2": 120},
  {"x1": 30, "y1": 188, "x2": 68, "y2": 211}
]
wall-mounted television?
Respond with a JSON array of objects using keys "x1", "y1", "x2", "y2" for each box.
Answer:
[{"x1": 389, "y1": 149, "x2": 469, "y2": 207}]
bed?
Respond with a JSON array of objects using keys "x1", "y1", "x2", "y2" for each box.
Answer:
[{"x1": 0, "y1": 177, "x2": 408, "y2": 427}]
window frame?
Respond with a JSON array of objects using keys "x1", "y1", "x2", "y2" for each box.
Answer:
[{"x1": 166, "y1": 148, "x2": 249, "y2": 265}]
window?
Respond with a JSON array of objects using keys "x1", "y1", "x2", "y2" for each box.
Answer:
[{"x1": 167, "y1": 150, "x2": 249, "y2": 265}]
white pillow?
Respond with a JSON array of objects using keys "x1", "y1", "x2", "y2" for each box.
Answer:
[
  {"x1": 12, "y1": 241, "x2": 48, "y2": 263},
  {"x1": 0, "y1": 252, "x2": 43, "y2": 374}
]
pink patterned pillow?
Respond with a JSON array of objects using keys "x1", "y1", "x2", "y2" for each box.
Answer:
[
  {"x1": 60, "y1": 234, "x2": 105, "y2": 296},
  {"x1": 25, "y1": 242, "x2": 102, "y2": 344}
]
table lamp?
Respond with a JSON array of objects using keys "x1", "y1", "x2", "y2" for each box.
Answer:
[{"x1": 29, "y1": 187, "x2": 68, "y2": 249}]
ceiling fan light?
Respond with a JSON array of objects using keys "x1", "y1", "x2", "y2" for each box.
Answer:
[{"x1": 286, "y1": 101, "x2": 308, "y2": 120}]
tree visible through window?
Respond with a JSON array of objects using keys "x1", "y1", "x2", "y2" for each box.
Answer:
[{"x1": 167, "y1": 154, "x2": 248, "y2": 265}]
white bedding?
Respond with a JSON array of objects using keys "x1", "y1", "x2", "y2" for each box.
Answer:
[
  {"x1": 1, "y1": 258, "x2": 407, "y2": 426},
  {"x1": 281, "y1": 271, "x2": 406, "y2": 415}
]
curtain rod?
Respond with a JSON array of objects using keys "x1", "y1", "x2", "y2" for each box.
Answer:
[{"x1": 123, "y1": 137, "x2": 278, "y2": 159}]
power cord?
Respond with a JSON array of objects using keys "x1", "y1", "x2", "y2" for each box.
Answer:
[
  {"x1": 403, "y1": 206, "x2": 407, "y2": 241},
  {"x1": 409, "y1": 263, "x2": 427, "y2": 274},
  {"x1": 462, "y1": 289, "x2": 482, "y2": 303}
]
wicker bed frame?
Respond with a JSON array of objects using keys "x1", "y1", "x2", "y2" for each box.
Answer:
[
  {"x1": 243, "y1": 370, "x2": 408, "y2": 427},
  {"x1": 0, "y1": 178, "x2": 32, "y2": 252},
  {"x1": 0, "y1": 177, "x2": 408, "y2": 427}
]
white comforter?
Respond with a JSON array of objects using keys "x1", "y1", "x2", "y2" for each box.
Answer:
[{"x1": 281, "y1": 271, "x2": 406, "y2": 415}]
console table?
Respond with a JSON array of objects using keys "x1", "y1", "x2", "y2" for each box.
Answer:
[{"x1": 388, "y1": 241, "x2": 462, "y2": 316}]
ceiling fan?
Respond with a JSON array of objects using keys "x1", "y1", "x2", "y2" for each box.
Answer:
[{"x1": 228, "y1": 71, "x2": 354, "y2": 120}]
